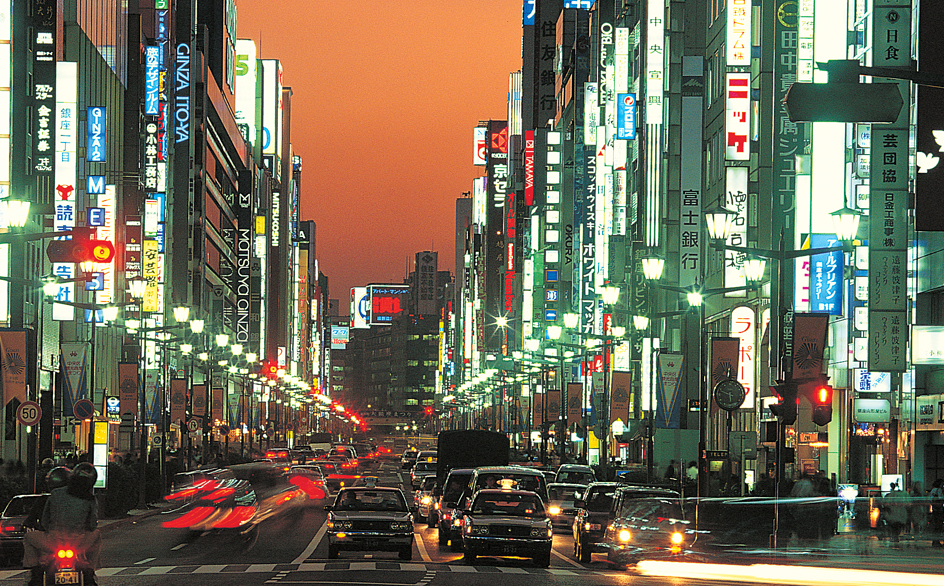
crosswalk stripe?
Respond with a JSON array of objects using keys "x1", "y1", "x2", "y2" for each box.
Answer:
[
  {"x1": 248, "y1": 564, "x2": 278, "y2": 572},
  {"x1": 447, "y1": 565, "x2": 478, "y2": 572},
  {"x1": 139, "y1": 566, "x2": 174, "y2": 575},
  {"x1": 194, "y1": 564, "x2": 228, "y2": 573},
  {"x1": 496, "y1": 566, "x2": 529, "y2": 573}
]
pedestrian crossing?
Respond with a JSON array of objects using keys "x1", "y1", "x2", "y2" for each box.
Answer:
[{"x1": 0, "y1": 561, "x2": 621, "y2": 580}]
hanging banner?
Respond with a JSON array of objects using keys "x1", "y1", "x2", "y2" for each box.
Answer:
[
  {"x1": 656, "y1": 353, "x2": 684, "y2": 429},
  {"x1": 710, "y1": 336, "x2": 740, "y2": 415},
  {"x1": 146, "y1": 377, "x2": 160, "y2": 425},
  {"x1": 118, "y1": 362, "x2": 139, "y2": 418},
  {"x1": 610, "y1": 371, "x2": 632, "y2": 424},
  {"x1": 546, "y1": 388, "x2": 560, "y2": 423},
  {"x1": 0, "y1": 330, "x2": 28, "y2": 405},
  {"x1": 169, "y1": 378, "x2": 187, "y2": 425},
  {"x1": 212, "y1": 387, "x2": 224, "y2": 423},
  {"x1": 567, "y1": 382, "x2": 583, "y2": 427},
  {"x1": 229, "y1": 394, "x2": 241, "y2": 428},
  {"x1": 60, "y1": 342, "x2": 89, "y2": 419},
  {"x1": 791, "y1": 313, "x2": 829, "y2": 381},
  {"x1": 191, "y1": 383, "x2": 207, "y2": 418}
]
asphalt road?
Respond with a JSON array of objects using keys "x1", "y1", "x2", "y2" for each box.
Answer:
[{"x1": 0, "y1": 457, "x2": 939, "y2": 586}]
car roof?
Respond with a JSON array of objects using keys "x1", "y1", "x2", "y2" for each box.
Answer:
[
  {"x1": 557, "y1": 465, "x2": 594, "y2": 472},
  {"x1": 340, "y1": 486, "x2": 402, "y2": 493},
  {"x1": 473, "y1": 465, "x2": 542, "y2": 474},
  {"x1": 548, "y1": 482, "x2": 589, "y2": 489}
]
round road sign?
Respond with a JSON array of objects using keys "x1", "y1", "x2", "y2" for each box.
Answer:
[
  {"x1": 187, "y1": 418, "x2": 200, "y2": 433},
  {"x1": 152, "y1": 435, "x2": 163, "y2": 446},
  {"x1": 73, "y1": 399, "x2": 95, "y2": 420},
  {"x1": 16, "y1": 401, "x2": 42, "y2": 426}
]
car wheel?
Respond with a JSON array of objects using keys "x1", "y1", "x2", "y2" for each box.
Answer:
[
  {"x1": 327, "y1": 545, "x2": 339, "y2": 560},
  {"x1": 399, "y1": 546, "x2": 413, "y2": 561},
  {"x1": 534, "y1": 549, "x2": 551, "y2": 568},
  {"x1": 463, "y1": 550, "x2": 476, "y2": 564},
  {"x1": 578, "y1": 539, "x2": 591, "y2": 563}
]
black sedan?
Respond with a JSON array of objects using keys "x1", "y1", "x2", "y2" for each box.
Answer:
[{"x1": 325, "y1": 487, "x2": 414, "y2": 560}]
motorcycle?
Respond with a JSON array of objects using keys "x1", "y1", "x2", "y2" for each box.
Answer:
[{"x1": 41, "y1": 545, "x2": 91, "y2": 586}]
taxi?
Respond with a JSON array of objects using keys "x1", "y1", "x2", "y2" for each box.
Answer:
[
  {"x1": 460, "y1": 485, "x2": 553, "y2": 567},
  {"x1": 325, "y1": 487, "x2": 414, "y2": 560}
]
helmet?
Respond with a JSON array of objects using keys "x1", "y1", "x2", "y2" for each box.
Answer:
[
  {"x1": 45, "y1": 466, "x2": 72, "y2": 491},
  {"x1": 69, "y1": 462, "x2": 98, "y2": 494},
  {"x1": 72, "y1": 462, "x2": 97, "y2": 483}
]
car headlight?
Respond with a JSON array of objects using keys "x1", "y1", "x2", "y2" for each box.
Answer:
[
  {"x1": 453, "y1": 517, "x2": 462, "y2": 527},
  {"x1": 334, "y1": 520, "x2": 352, "y2": 530},
  {"x1": 671, "y1": 532, "x2": 684, "y2": 545},
  {"x1": 470, "y1": 525, "x2": 489, "y2": 535},
  {"x1": 421, "y1": 496, "x2": 431, "y2": 505},
  {"x1": 584, "y1": 522, "x2": 591, "y2": 531},
  {"x1": 618, "y1": 529, "x2": 631, "y2": 542},
  {"x1": 530, "y1": 527, "x2": 548, "y2": 537},
  {"x1": 390, "y1": 521, "x2": 411, "y2": 531},
  {"x1": 548, "y1": 506, "x2": 561, "y2": 516}
]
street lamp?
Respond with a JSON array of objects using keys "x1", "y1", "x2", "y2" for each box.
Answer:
[{"x1": 0, "y1": 199, "x2": 30, "y2": 228}]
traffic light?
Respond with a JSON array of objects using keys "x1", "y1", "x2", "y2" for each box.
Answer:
[
  {"x1": 45, "y1": 227, "x2": 115, "y2": 263},
  {"x1": 423, "y1": 406, "x2": 434, "y2": 417},
  {"x1": 262, "y1": 361, "x2": 279, "y2": 379},
  {"x1": 812, "y1": 382, "x2": 834, "y2": 426},
  {"x1": 768, "y1": 382, "x2": 798, "y2": 425}
]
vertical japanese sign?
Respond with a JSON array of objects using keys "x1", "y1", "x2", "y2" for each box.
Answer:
[
  {"x1": 809, "y1": 233, "x2": 842, "y2": 315},
  {"x1": 31, "y1": 0, "x2": 56, "y2": 175},
  {"x1": 142, "y1": 239, "x2": 161, "y2": 312},
  {"x1": 86, "y1": 107, "x2": 106, "y2": 162},
  {"x1": 868, "y1": 2, "x2": 910, "y2": 373},
  {"x1": 567, "y1": 382, "x2": 582, "y2": 427},
  {"x1": 53, "y1": 63, "x2": 78, "y2": 322},
  {"x1": 610, "y1": 371, "x2": 631, "y2": 424},
  {"x1": 730, "y1": 308, "x2": 755, "y2": 406},
  {"x1": 726, "y1": 0, "x2": 751, "y2": 66},
  {"x1": 724, "y1": 167, "x2": 748, "y2": 295},
  {"x1": 797, "y1": 0, "x2": 815, "y2": 82},
  {"x1": 725, "y1": 73, "x2": 750, "y2": 161},
  {"x1": 616, "y1": 94, "x2": 636, "y2": 140},
  {"x1": 680, "y1": 56, "x2": 703, "y2": 287},
  {"x1": 0, "y1": 330, "x2": 28, "y2": 404},
  {"x1": 645, "y1": 0, "x2": 665, "y2": 249},
  {"x1": 145, "y1": 45, "x2": 160, "y2": 115}
]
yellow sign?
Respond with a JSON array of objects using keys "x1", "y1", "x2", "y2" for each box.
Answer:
[{"x1": 142, "y1": 239, "x2": 160, "y2": 312}]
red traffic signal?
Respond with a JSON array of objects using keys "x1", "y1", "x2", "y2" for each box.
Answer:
[
  {"x1": 46, "y1": 228, "x2": 115, "y2": 264},
  {"x1": 423, "y1": 406, "x2": 434, "y2": 417},
  {"x1": 262, "y1": 361, "x2": 279, "y2": 379},
  {"x1": 812, "y1": 383, "x2": 834, "y2": 426}
]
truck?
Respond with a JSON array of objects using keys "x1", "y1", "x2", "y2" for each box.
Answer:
[
  {"x1": 435, "y1": 429, "x2": 509, "y2": 486},
  {"x1": 306, "y1": 432, "x2": 334, "y2": 453}
]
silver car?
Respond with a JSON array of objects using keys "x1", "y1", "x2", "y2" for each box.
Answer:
[{"x1": 325, "y1": 487, "x2": 414, "y2": 560}]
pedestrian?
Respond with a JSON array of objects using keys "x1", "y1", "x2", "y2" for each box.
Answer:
[
  {"x1": 790, "y1": 473, "x2": 815, "y2": 497},
  {"x1": 883, "y1": 482, "x2": 909, "y2": 543},
  {"x1": 664, "y1": 460, "x2": 677, "y2": 480},
  {"x1": 686, "y1": 461, "x2": 698, "y2": 481},
  {"x1": 930, "y1": 478, "x2": 944, "y2": 547},
  {"x1": 910, "y1": 481, "x2": 928, "y2": 538}
]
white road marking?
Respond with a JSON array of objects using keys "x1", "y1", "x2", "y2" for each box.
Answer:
[
  {"x1": 553, "y1": 546, "x2": 584, "y2": 568},
  {"x1": 292, "y1": 517, "x2": 329, "y2": 564},
  {"x1": 134, "y1": 557, "x2": 156, "y2": 565},
  {"x1": 171, "y1": 543, "x2": 188, "y2": 551},
  {"x1": 415, "y1": 531, "x2": 431, "y2": 562},
  {"x1": 139, "y1": 566, "x2": 173, "y2": 575}
]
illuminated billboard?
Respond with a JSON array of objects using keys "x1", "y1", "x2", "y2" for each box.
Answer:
[
  {"x1": 368, "y1": 284, "x2": 410, "y2": 326},
  {"x1": 725, "y1": 73, "x2": 750, "y2": 161},
  {"x1": 234, "y1": 39, "x2": 257, "y2": 144},
  {"x1": 261, "y1": 59, "x2": 281, "y2": 165},
  {"x1": 351, "y1": 287, "x2": 369, "y2": 329},
  {"x1": 726, "y1": 0, "x2": 751, "y2": 66}
]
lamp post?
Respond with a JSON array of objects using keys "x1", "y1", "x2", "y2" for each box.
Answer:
[
  {"x1": 705, "y1": 204, "x2": 860, "y2": 496},
  {"x1": 127, "y1": 276, "x2": 148, "y2": 508}
]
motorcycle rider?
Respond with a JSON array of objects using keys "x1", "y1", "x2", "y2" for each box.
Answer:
[{"x1": 23, "y1": 462, "x2": 102, "y2": 586}]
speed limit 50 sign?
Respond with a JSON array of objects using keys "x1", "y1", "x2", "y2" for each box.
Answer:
[{"x1": 16, "y1": 401, "x2": 42, "y2": 426}]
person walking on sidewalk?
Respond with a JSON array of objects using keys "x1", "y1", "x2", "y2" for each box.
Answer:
[{"x1": 930, "y1": 478, "x2": 944, "y2": 547}]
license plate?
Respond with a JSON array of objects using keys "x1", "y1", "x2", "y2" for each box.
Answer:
[
  {"x1": 589, "y1": 524, "x2": 601, "y2": 530},
  {"x1": 501, "y1": 545, "x2": 517, "y2": 554},
  {"x1": 54, "y1": 571, "x2": 80, "y2": 585}
]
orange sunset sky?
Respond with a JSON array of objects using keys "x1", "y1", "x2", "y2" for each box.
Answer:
[{"x1": 237, "y1": 1, "x2": 524, "y2": 312}]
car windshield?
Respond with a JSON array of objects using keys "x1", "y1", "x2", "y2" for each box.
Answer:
[
  {"x1": 420, "y1": 477, "x2": 437, "y2": 491},
  {"x1": 414, "y1": 462, "x2": 436, "y2": 472},
  {"x1": 557, "y1": 472, "x2": 594, "y2": 484},
  {"x1": 472, "y1": 493, "x2": 545, "y2": 517},
  {"x1": 335, "y1": 490, "x2": 407, "y2": 512},
  {"x1": 548, "y1": 486, "x2": 581, "y2": 502},
  {"x1": 475, "y1": 472, "x2": 545, "y2": 494},
  {"x1": 585, "y1": 487, "x2": 617, "y2": 512}
]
